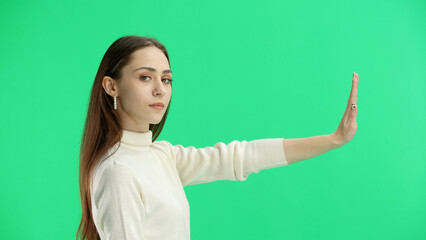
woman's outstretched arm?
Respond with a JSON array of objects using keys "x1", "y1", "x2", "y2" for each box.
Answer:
[
  {"x1": 282, "y1": 72, "x2": 359, "y2": 165},
  {"x1": 282, "y1": 134, "x2": 342, "y2": 165}
]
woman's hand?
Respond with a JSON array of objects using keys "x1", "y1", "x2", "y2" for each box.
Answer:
[{"x1": 332, "y1": 72, "x2": 359, "y2": 146}]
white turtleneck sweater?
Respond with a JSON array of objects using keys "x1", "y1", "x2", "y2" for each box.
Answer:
[{"x1": 90, "y1": 130, "x2": 288, "y2": 240}]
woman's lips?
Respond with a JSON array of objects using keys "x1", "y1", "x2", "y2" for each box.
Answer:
[{"x1": 149, "y1": 105, "x2": 164, "y2": 110}]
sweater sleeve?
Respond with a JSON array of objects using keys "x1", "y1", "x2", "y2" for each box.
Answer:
[
  {"x1": 93, "y1": 161, "x2": 146, "y2": 239},
  {"x1": 168, "y1": 138, "x2": 288, "y2": 187}
]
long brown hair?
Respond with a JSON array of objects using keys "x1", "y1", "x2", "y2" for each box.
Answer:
[{"x1": 76, "y1": 35, "x2": 173, "y2": 240}]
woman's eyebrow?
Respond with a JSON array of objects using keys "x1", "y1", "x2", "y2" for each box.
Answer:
[{"x1": 134, "y1": 66, "x2": 172, "y2": 74}]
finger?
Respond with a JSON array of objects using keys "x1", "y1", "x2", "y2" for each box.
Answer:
[
  {"x1": 343, "y1": 72, "x2": 359, "y2": 123},
  {"x1": 348, "y1": 72, "x2": 358, "y2": 104}
]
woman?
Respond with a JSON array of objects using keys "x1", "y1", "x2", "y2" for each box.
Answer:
[{"x1": 76, "y1": 35, "x2": 359, "y2": 240}]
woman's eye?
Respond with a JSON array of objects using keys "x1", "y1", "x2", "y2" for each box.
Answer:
[
  {"x1": 140, "y1": 75, "x2": 172, "y2": 84},
  {"x1": 140, "y1": 75, "x2": 150, "y2": 81},
  {"x1": 163, "y1": 78, "x2": 173, "y2": 84}
]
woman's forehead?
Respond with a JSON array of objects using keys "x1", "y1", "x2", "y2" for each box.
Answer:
[{"x1": 128, "y1": 47, "x2": 169, "y2": 70}]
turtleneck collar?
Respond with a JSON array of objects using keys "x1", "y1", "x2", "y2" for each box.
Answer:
[{"x1": 120, "y1": 129, "x2": 153, "y2": 147}]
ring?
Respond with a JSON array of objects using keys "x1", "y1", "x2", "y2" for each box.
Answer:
[{"x1": 351, "y1": 104, "x2": 356, "y2": 110}]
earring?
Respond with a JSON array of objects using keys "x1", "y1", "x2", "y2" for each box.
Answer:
[{"x1": 114, "y1": 96, "x2": 117, "y2": 110}]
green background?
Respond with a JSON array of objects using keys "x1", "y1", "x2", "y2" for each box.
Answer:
[{"x1": 1, "y1": 0, "x2": 425, "y2": 239}]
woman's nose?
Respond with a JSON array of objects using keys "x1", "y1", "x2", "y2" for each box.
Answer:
[{"x1": 153, "y1": 78, "x2": 165, "y2": 95}]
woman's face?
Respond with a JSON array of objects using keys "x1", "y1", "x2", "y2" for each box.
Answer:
[{"x1": 105, "y1": 46, "x2": 172, "y2": 132}]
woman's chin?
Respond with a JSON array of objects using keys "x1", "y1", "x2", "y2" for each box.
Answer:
[{"x1": 150, "y1": 118, "x2": 163, "y2": 124}]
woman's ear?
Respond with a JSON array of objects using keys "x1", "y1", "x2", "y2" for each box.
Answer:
[{"x1": 102, "y1": 76, "x2": 119, "y2": 97}]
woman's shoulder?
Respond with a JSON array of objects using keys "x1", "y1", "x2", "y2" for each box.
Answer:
[
  {"x1": 151, "y1": 139, "x2": 174, "y2": 152},
  {"x1": 152, "y1": 139, "x2": 171, "y2": 146},
  {"x1": 90, "y1": 154, "x2": 140, "y2": 196}
]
